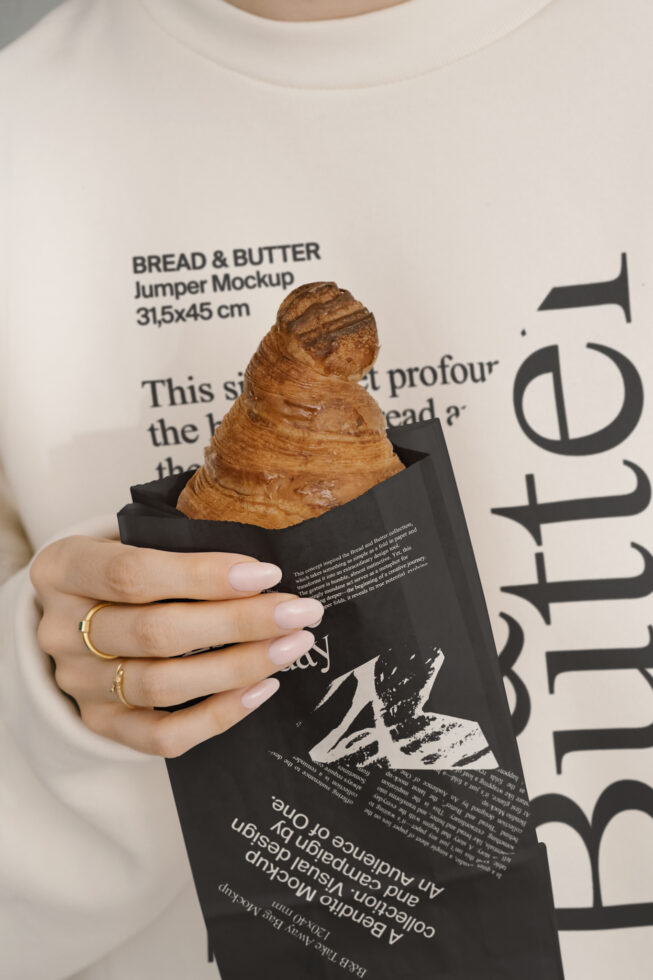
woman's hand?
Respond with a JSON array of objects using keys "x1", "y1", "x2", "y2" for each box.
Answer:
[{"x1": 29, "y1": 536, "x2": 323, "y2": 757}]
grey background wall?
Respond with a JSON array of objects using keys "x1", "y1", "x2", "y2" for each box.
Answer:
[{"x1": 0, "y1": 0, "x2": 66, "y2": 50}]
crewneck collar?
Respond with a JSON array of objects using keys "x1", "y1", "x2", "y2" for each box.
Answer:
[{"x1": 139, "y1": 0, "x2": 555, "y2": 89}]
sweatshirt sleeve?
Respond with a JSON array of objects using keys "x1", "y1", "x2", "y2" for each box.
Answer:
[
  {"x1": 0, "y1": 515, "x2": 192, "y2": 980},
  {"x1": 0, "y1": 462, "x2": 33, "y2": 586}
]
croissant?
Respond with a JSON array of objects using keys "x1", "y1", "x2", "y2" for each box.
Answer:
[{"x1": 176, "y1": 281, "x2": 404, "y2": 528}]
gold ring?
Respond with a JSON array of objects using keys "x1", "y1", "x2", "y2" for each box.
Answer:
[
  {"x1": 111, "y1": 662, "x2": 135, "y2": 709},
  {"x1": 78, "y1": 602, "x2": 117, "y2": 660}
]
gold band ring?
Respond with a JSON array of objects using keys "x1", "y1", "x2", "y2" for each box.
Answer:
[
  {"x1": 78, "y1": 602, "x2": 117, "y2": 660},
  {"x1": 111, "y1": 662, "x2": 135, "y2": 709}
]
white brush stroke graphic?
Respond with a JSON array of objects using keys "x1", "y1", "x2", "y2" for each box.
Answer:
[{"x1": 309, "y1": 650, "x2": 497, "y2": 770}]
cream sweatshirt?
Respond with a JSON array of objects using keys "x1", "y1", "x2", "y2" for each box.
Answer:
[{"x1": 1, "y1": 1, "x2": 652, "y2": 977}]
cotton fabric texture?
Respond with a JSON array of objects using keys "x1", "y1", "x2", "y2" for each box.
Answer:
[{"x1": 0, "y1": 1, "x2": 651, "y2": 978}]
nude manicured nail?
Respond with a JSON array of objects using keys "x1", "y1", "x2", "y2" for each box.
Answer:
[
  {"x1": 241, "y1": 677, "x2": 280, "y2": 711},
  {"x1": 274, "y1": 598, "x2": 324, "y2": 631},
  {"x1": 228, "y1": 561, "x2": 282, "y2": 592},
  {"x1": 268, "y1": 630, "x2": 315, "y2": 666}
]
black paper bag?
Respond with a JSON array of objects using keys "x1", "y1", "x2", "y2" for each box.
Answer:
[{"x1": 118, "y1": 419, "x2": 564, "y2": 980}]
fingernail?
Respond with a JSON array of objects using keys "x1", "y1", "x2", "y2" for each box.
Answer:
[
  {"x1": 228, "y1": 561, "x2": 282, "y2": 592},
  {"x1": 268, "y1": 630, "x2": 315, "y2": 666},
  {"x1": 241, "y1": 676, "x2": 280, "y2": 710},
  {"x1": 274, "y1": 598, "x2": 324, "y2": 631}
]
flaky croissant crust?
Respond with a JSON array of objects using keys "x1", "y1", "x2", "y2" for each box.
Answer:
[{"x1": 176, "y1": 281, "x2": 404, "y2": 528}]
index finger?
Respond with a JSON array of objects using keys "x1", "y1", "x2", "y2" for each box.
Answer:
[{"x1": 50, "y1": 536, "x2": 282, "y2": 603}]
